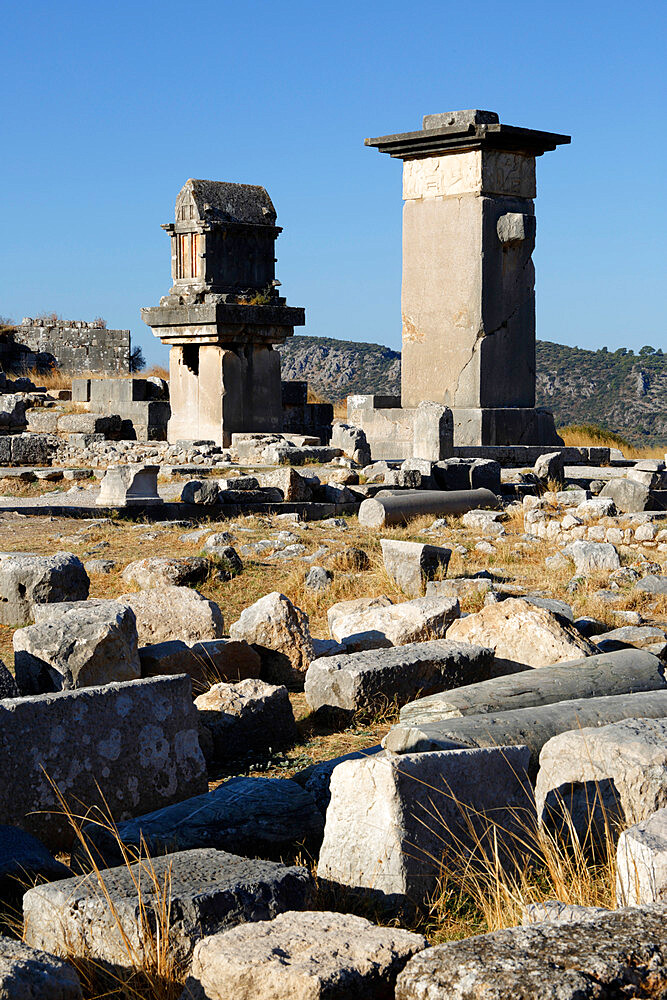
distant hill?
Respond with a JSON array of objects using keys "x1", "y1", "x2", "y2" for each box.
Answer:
[{"x1": 278, "y1": 336, "x2": 667, "y2": 446}]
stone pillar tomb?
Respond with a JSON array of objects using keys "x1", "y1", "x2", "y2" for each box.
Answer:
[
  {"x1": 349, "y1": 109, "x2": 570, "y2": 455},
  {"x1": 142, "y1": 179, "x2": 304, "y2": 447}
]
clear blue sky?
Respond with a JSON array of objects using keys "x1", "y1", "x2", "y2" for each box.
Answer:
[{"x1": 1, "y1": 0, "x2": 665, "y2": 366}]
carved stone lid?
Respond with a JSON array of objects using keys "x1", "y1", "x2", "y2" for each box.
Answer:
[{"x1": 175, "y1": 179, "x2": 277, "y2": 226}]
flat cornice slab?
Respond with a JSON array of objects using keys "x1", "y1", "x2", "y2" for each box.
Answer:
[{"x1": 365, "y1": 122, "x2": 571, "y2": 159}]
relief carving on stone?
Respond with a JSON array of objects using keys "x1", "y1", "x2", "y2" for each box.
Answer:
[
  {"x1": 403, "y1": 151, "x2": 481, "y2": 200},
  {"x1": 481, "y1": 152, "x2": 536, "y2": 198}
]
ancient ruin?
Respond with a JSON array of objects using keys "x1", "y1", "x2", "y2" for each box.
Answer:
[
  {"x1": 349, "y1": 109, "x2": 570, "y2": 456},
  {"x1": 141, "y1": 179, "x2": 305, "y2": 447}
]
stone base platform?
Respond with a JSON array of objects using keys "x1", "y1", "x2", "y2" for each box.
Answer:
[
  {"x1": 347, "y1": 395, "x2": 562, "y2": 460},
  {"x1": 0, "y1": 500, "x2": 362, "y2": 522}
]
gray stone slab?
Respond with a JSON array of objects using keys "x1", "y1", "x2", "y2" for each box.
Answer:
[
  {"x1": 185, "y1": 910, "x2": 426, "y2": 1000},
  {"x1": 318, "y1": 746, "x2": 531, "y2": 908},
  {"x1": 398, "y1": 648, "x2": 667, "y2": 727},
  {"x1": 0, "y1": 935, "x2": 82, "y2": 998},
  {"x1": 617, "y1": 807, "x2": 667, "y2": 906},
  {"x1": 139, "y1": 638, "x2": 260, "y2": 690},
  {"x1": 78, "y1": 777, "x2": 324, "y2": 869},
  {"x1": 380, "y1": 539, "x2": 451, "y2": 597},
  {"x1": 23, "y1": 848, "x2": 314, "y2": 970},
  {"x1": 386, "y1": 688, "x2": 667, "y2": 777},
  {"x1": 195, "y1": 679, "x2": 298, "y2": 761},
  {"x1": 292, "y1": 746, "x2": 384, "y2": 814},
  {"x1": 0, "y1": 825, "x2": 71, "y2": 909},
  {"x1": 0, "y1": 552, "x2": 89, "y2": 626},
  {"x1": 395, "y1": 905, "x2": 667, "y2": 999},
  {"x1": 304, "y1": 639, "x2": 493, "y2": 717},
  {"x1": 0, "y1": 675, "x2": 207, "y2": 850}
]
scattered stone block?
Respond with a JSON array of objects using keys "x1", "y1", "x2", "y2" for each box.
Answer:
[
  {"x1": 318, "y1": 746, "x2": 531, "y2": 908},
  {"x1": 229, "y1": 592, "x2": 313, "y2": 686},
  {"x1": 327, "y1": 595, "x2": 392, "y2": 635},
  {"x1": 0, "y1": 394, "x2": 28, "y2": 433},
  {"x1": 195, "y1": 678, "x2": 297, "y2": 761},
  {"x1": 398, "y1": 649, "x2": 667, "y2": 728},
  {"x1": 0, "y1": 824, "x2": 71, "y2": 909},
  {"x1": 535, "y1": 718, "x2": 667, "y2": 840},
  {"x1": 601, "y1": 477, "x2": 654, "y2": 512},
  {"x1": 84, "y1": 558, "x2": 116, "y2": 575},
  {"x1": 185, "y1": 910, "x2": 426, "y2": 1000},
  {"x1": 13, "y1": 600, "x2": 140, "y2": 693},
  {"x1": 359, "y1": 489, "x2": 498, "y2": 528},
  {"x1": 446, "y1": 597, "x2": 596, "y2": 675},
  {"x1": 139, "y1": 638, "x2": 260, "y2": 687},
  {"x1": 533, "y1": 451, "x2": 565, "y2": 483},
  {"x1": 260, "y1": 467, "x2": 312, "y2": 502},
  {"x1": 411, "y1": 400, "x2": 453, "y2": 462},
  {"x1": 292, "y1": 746, "x2": 384, "y2": 814},
  {"x1": 380, "y1": 539, "x2": 451, "y2": 598},
  {"x1": 24, "y1": 848, "x2": 314, "y2": 970},
  {"x1": 469, "y1": 458, "x2": 501, "y2": 492},
  {"x1": 181, "y1": 480, "x2": 220, "y2": 504},
  {"x1": 0, "y1": 675, "x2": 206, "y2": 850},
  {"x1": 122, "y1": 556, "x2": 210, "y2": 589},
  {"x1": 217, "y1": 476, "x2": 258, "y2": 491},
  {"x1": 635, "y1": 574, "x2": 667, "y2": 595},
  {"x1": 330, "y1": 595, "x2": 460, "y2": 652},
  {"x1": 118, "y1": 586, "x2": 224, "y2": 644},
  {"x1": 58, "y1": 413, "x2": 121, "y2": 436},
  {"x1": 593, "y1": 624, "x2": 667, "y2": 655},
  {"x1": 0, "y1": 552, "x2": 89, "y2": 626},
  {"x1": 562, "y1": 540, "x2": 621, "y2": 575},
  {"x1": 304, "y1": 565, "x2": 333, "y2": 591},
  {"x1": 385, "y1": 689, "x2": 667, "y2": 777},
  {"x1": 331, "y1": 421, "x2": 371, "y2": 466},
  {"x1": 79, "y1": 778, "x2": 324, "y2": 868},
  {"x1": 95, "y1": 464, "x2": 163, "y2": 506},
  {"x1": 394, "y1": 905, "x2": 667, "y2": 1000},
  {"x1": 0, "y1": 660, "x2": 18, "y2": 699},
  {"x1": 617, "y1": 807, "x2": 667, "y2": 905},
  {"x1": 0, "y1": 936, "x2": 82, "y2": 999},
  {"x1": 304, "y1": 639, "x2": 492, "y2": 717}
]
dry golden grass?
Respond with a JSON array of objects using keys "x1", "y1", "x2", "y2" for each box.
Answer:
[{"x1": 559, "y1": 423, "x2": 666, "y2": 460}]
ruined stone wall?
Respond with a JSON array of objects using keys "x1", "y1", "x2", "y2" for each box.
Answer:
[{"x1": 5, "y1": 320, "x2": 131, "y2": 375}]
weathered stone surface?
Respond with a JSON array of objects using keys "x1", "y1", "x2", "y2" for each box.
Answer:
[
  {"x1": 304, "y1": 565, "x2": 333, "y2": 591},
  {"x1": 318, "y1": 746, "x2": 530, "y2": 907},
  {"x1": 593, "y1": 624, "x2": 667, "y2": 654},
  {"x1": 330, "y1": 596, "x2": 460, "y2": 652},
  {"x1": 292, "y1": 745, "x2": 384, "y2": 814},
  {"x1": 0, "y1": 675, "x2": 207, "y2": 850},
  {"x1": 523, "y1": 899, "x2": 610, "y2": 925},
  {"x1": 412, "y1": 400, "x2": 453, "y2": 462},
  {"x1": 359, "y1": 489, "x2": 498, "y2": 528},
  {"x1": 79, "y1": 778, "x2": 324, "y2": 868},
  {"x1": 13, "y1": 600, "x2": 140, "y2": 693},
  {"x1": 331, "y1": 421, "x2": 371, "y2": 466},
  {"x1": 195, "y1": 678, "x2": 297, "y2": 761},
  {"x1": 327, "y1": 595, "x2": 393, "y2": 635},
  {"x1": 534, "y1": 451, "x2": 564, "y2": 483},
  {"x1": 122, "y1": 556, "x2": 209, "y2": 589},
  {"x1": 446, "y1": 598, "x2": 596, "y2": 675},
  {"x1": 0, "y1": 552, "x2": 89, "y2": 626},
  {"x1": 24, "y1": 848, "x2": 314, "y2": 970},
  {"x1": 385, "y1": 690, "x2": 667, "y2": 777},
  {"x1": 0, "y1": 394, "x2": 28, "y2": 433},
  {"x1": 305, "y1": 639, "x2": 492, "y2": 716},
  {"x1": 395, "y1": 904, "x2": 667, "y2": 999},
  {"x1": 636, "y1": 574, "x2": 667, "y2": 595},
  {"x1": 118, "y1": 587, "x2": 224, "y2": 644},
  {"x1": 229, "y1": 592, "x2": 313, "y2": 686},
  {"x1": 617, "y1": 807, "x2": 667, "y2": 905},
  {"x1": 139, "y1": 638, "x2": 260, "y2": 688},
  {"x1": 180, "y1": 480, "x2": 220, "y2": 504},
  {"x1": 380, "y1": 539, "x2": 451, "y2": 598},
  {"x1": 185, "y1": 910, "x2": 426, "y2": 1000},
  {"x1": 398, "y1": 649, "x2": 667, "y2": 728},
  {"x1": 535, "y1": 718, "x2": 667, "y2": 839},
  {"x1": 0, "y1": 825, "x2": 71, "y2": 909},
  {"x1": 0, "y1": 660, "x2": 18, "y2": 699},
  {"x1": 600, "y1": 476, "x2": 653, "y2": 512},
  {"x1": 95, "y1": 464, "x2": 162, "y2": 506},
  {"x1": 0, "y1": 935, "x2": 82, "y2": 999},
  {"x1": 562, "y1": 540, "x2": 621, "y2": 575},
  {"x1": 260, "y1": 467, "x2": 312, "y2": 502}
]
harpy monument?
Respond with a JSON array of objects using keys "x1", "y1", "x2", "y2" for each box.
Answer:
[
  {"x1": 348, "y1": 109, "x2": 570, "y2": 456},
  {"x1": 142, "y1": 179, "x2": 304, "y2": 447}
]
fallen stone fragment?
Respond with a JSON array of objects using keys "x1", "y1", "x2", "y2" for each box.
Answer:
[
  {"x1": 446, "y1": 597, "x2": 596, "y2": 675},
  {"x1": 304, "y1": 639, "x2": 492, "y2": 717},
  {"x1": 0, "y1": 552, "x2": 89, "y2": 626},
  {"x1": 13, "y1": 600, "x2": 140, "y2": 693},
  {"x1": 184, "y1": 910, "x2": 426, "y2": 1000},
  {"x1": 195, "y1": 678, "x2": 297, "y2": 761},
  {"x1": 385, "y1": 689, "x2": 667, "y2": 777},
  {"x1": 318, "y1": 746, "x2": 530, "y2": 908},
  {"x1": 78, "y1": 778, "x2": 324, "y2": 867},
  {"x1": 330, "y1": 596, "x2": 460, "y2": 652},
  {"x1": 535, "y1": 717, "x2": 667, "y2": 839},
  {"x1": 0, "y1": 825, "x2": 71, "y2": 910},
  {"x1": 398, "y1": 649, "x2": 667, "y2": 729},
  {"x1": 601, "y1": 477, "x2": 655, "y2": 512},
  {"x1": 118, "y1": 586, "x2": 224, "y2": 643},
  {"x1": 0, "y1": 660, "x2": 18, "y2": 699},
  {"x1": 181, "y1": 480, "x2": 220, "y2": 504},
  {"x1": 0, "y1": 935, "x2": 82, "y2": 999},
  {"x1": 358, "y1": 488, "x2": 498, "y2": 528},
  {"x1": 229, "y1": 592, "x2": 313, "y2": 686},
  {"x1": 96, "y1": 464, "x2": 163, "y2": 506},
  {"x1": 562, "y1": 540, "x2": 621, "y2": 575},
  {"x1": 617, "y1": 807, "x2": 667, "y2": 905},
  {"x1": 0, "y1": 675, "x2": 206, "y2": 850},
  {"x1": 24, "y1": 848, "x2": 314, "y2": 970},
  {"x1": 122, "y1": 555, "x2": 210, "y2": 589},
  {"x1": 327, "y1": 595, "x2": 393, "y2": 635},
  {"x1": 395, "y1": 905, "x2": 667, "y2": 1000},
  {"x1": 593, "y1": 624, "x2": 667, "y2": 655},
  {"x1": 380, "y1": 539, "x2": 451, "y2": 597},
  {"x1": 260, "y1": 467, "x2": 312, "y2": 502},
  {"x1": 139, "y1": 638, "x2": 260, "y2": 688},
  {"x1": 533, "y1": 451, "x2": 564, "y2": 483},
  {"x1": 304, "y1": 565, "x2": 333, "y2": 591},
  {"x1": 635, "y1": 574, "x2": 667, "y2": 595},
  {"x1": 523, "y1": 899, "x2": 610, "y2": 925}
]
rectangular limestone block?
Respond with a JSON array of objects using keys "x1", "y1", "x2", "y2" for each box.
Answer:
[{"x1": 0, "y1": 675, "x2": 207, "y2": 850}]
